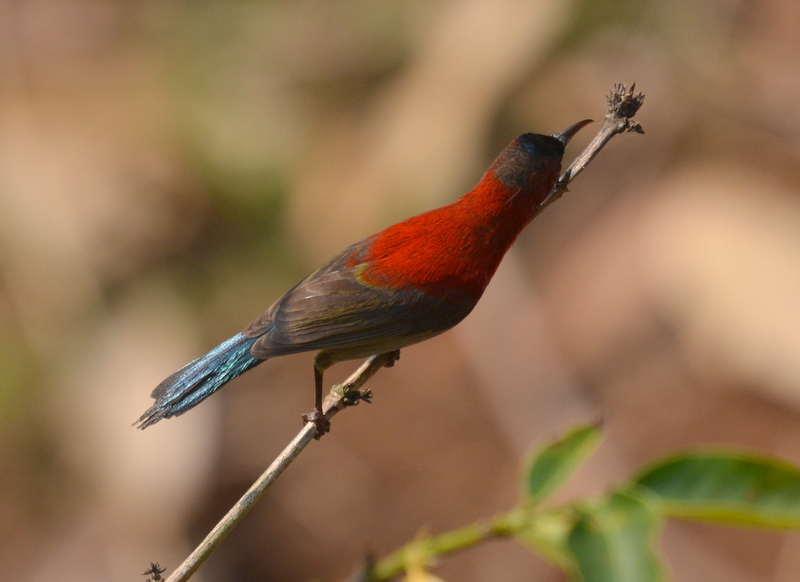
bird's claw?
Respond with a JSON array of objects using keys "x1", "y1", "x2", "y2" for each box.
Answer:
[
  {"x1": 301, "y1": 410, "x2": 330, "y2": 439},
  {"x1": 343, "y1": 387, "x2": 373, "y2": 407}
]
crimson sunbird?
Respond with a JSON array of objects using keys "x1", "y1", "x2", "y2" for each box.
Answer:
[{"x1": 136, "y1": 120, "x2": 591, "y2": 436}]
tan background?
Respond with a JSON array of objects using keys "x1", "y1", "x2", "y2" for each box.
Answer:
[{"x1": 2, "y1": 1, "x2": 800, "y2": 580}]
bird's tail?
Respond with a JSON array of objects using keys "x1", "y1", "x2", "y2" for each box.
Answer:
[{"x1": 135, "y1": 333, "x2": 262, "y2": 429}]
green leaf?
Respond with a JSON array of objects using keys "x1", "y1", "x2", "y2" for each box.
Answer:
[
  {"x1": 567, "y1": 492, "x2": 664, "y2": 582},
  {"x1": 523, "y1": 422, "x2": 603, "y2": 506},
  {"x1": 631, "y1": 450, "x2": 800, "y2": 528}
]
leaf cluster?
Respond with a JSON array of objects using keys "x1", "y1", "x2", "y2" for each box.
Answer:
[{"x1": 360, "y1": 423, "x2": 800, "y2": 582}]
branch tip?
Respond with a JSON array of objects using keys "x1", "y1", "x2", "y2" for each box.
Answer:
[
  {"x1": 606, "y1": 82, "x2": 645, "y2": 130},
  {"x1": 535, "y1": 82, "x2": 645, "y2": 211}
]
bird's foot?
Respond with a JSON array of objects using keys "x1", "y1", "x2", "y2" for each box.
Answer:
[
  {"x1": 383, "y1": 350, "x2": 401, "y2": 368},
  {"x1": 343, "y1": 386, "x2": 373, "y2": 407},
  {"x1": 301, "y1": 409, "x2": 330, "y2": 440}
]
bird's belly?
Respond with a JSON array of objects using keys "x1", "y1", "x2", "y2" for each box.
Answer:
[{"x1": 314, "y1": 329, "x2": 444, "y2": 370}]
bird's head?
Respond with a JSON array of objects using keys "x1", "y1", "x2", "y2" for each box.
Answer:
[{"x1": 490, "y1": 120, "x2": 592, "y2": 192}]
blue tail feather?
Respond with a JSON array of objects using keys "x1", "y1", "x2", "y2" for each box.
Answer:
[{"x1": 136, "y1": 333, "x2": 262, "y2": 429}]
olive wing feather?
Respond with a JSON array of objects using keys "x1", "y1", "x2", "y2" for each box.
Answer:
[{"x1": 245, "y1": 240, "x2": 474, "y2": 358}]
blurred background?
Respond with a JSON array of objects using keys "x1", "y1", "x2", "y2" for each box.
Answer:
[{"x1": 2, "y1": 0, "x2": 800, "y2": 580}]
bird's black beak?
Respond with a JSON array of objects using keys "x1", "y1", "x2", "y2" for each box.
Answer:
[{"x1": 553, "y1": 119, "x2": 593, "y2": 146}]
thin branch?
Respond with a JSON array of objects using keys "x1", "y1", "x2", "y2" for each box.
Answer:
[
  {"x1": 537, "y1": 82, "x2": 645, "y2": 212},
  {"x1": 160, "y1": 82, "x2": 644, "y2": 582},
  {"x1": 164, "y1": 352, "x2": 398, "y2": 582}
]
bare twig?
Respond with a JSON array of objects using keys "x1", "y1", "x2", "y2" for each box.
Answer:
[
  {"x1": 164, "y1": 352, "x2": 398, "y2": 582},
  {"x1": 161, "y1": 82, "x2": 644, "y2": 582},
  {"x1": 537, "y1": 82, "x2": 645, "y2": 212}
]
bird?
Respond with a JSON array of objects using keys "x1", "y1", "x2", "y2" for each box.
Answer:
[{"x1": 135, "y1": 119, "x2": 592, "y2": 436}]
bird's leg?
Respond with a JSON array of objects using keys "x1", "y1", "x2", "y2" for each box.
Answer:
[
  {"x1": 301, "y1": 365, "x2": 331, "y2": 439},
  {"x1": 303, "y1": 350, "x2": 401, "y2": 437}
]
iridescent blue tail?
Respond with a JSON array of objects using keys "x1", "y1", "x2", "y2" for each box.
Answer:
[{"x1": 135, "y1": 333, "x2": 262, "y2": 429}]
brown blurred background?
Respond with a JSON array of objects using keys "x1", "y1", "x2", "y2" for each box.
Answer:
[{"x1": 2, "y1": 0, "x2": 800, "y2": 580}]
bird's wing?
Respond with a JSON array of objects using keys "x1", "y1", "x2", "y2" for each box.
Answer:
[{"x1": 245, "y1": 239, "x2": 475, "y2": 358}]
